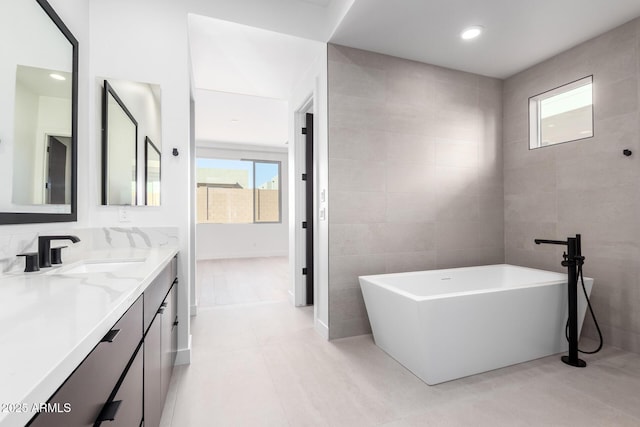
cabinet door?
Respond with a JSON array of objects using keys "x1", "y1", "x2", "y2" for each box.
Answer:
[
  {"x1": 95, "y1": 345, "x2": 143, "y2": 427},
  {"x1": 29, "y1": 297, "x2": 143, "y2": 427},
  {"x1": 144, "y1": 314, "x2": 162, "y2": 427},
  {"x1": 161, "y1": 284, "x2": 176, "y2": 404},
  {"x1": 144, "y1": 263, "x2": 172, "y2": 333},
  {"x1": 171, "y1": 282, "x2": 178, "y2": 366}
]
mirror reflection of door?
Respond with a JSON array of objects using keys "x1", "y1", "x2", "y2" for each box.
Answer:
[{"x1": 46, "y1": 135, "x2": 70, "y2": 204}]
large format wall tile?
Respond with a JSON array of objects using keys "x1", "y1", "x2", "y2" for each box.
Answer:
[
  {"x1": 328, "y1": 44, "x2": 504, "y2": 339},
  {"x1": 503, "y1": 17, "x2": 640, "y2": 353}
]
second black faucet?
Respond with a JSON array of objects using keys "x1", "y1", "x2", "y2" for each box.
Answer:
[{"x1": 38, "y1": 235, "x2": 81, "y2": 268}]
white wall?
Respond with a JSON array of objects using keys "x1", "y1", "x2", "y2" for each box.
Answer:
[
  {"x1": 196, "y1": 144, "x2": 288, "y2": 260},
  {"x1": 11, "y1": 81, "x2": 39, "y2": 205},
  {"x1": 288, "y1": 44, "x2": 329, "y2": 336},
  {"x1": 185, "y1": 0, "x2": 353, "y2": 41},
  {"x1": 89, "y1": 0, "x2": 192, "y2": 363}
]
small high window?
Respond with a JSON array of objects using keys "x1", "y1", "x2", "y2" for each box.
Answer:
[{"x1": 529, "y1": 76, "x2": 593, "y2": 149}]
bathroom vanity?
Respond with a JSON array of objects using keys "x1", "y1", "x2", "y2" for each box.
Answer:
[{"x1": 0, "y1": 247, "x2": 178, "y2": 427}]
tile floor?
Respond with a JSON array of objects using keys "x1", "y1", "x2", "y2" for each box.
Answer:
[
  {"x1": 196, "y1": 257, "x2": 289, "y2": 307},
  {"x1": 161, "y1": 258, "x2": 640, "y2": 426}
]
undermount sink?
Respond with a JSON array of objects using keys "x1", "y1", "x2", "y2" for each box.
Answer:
[{"x1": 51, "y1": 259, "x2": 145, "y2": 275}]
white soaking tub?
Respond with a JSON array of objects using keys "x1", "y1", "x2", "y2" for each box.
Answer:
[{"x1": 359, "y1": 264, "x2": 593, "y2": 385}]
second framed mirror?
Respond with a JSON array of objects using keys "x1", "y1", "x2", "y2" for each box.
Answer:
[{"x1": 100, "y1": 78, "x2": 162, "y2": 206}]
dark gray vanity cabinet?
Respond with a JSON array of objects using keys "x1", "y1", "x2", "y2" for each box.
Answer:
[
  {"x1": 144, "y1": 256, "x2": 178, "y2": 427},
  {"x1": 28, "y1": 254, "x2": 178, "y2": 427},
  {"x1": 29, "y1": 296, "x2": 143, "y2": 427}
]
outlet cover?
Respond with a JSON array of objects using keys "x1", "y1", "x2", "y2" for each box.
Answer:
[{"x1": 118, "y1": 206, "x2": 131, "y2": 222}]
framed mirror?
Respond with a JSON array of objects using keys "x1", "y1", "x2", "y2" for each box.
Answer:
[
  {"x1": 99, "y1": 78, "x2": 162, "y2": 206},
  {"x1": 102, "y1": 80, "x2": 138, "y2": 205},
  {"x1": 145, "y1": 137, "x2": 161, "y2": 206},
  {"x1": 0, "y1": 0, "x2": 78, "y2": 224}
]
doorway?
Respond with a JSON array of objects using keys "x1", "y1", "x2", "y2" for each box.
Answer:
[
  {"x1": 302, "y1": 112, "x2": 314, "y2": 305},
  {"x1": 188, "y1": 14, "x2": 326, "y2": 332},
  {"x1": 46, "y1": 135, "x2": 71, "y2": 204}
]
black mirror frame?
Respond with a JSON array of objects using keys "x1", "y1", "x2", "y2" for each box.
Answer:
[
  {"x1": 102, "y1": 80, "x2": 139, "y2": 206},
  {"x1": 144, "y1": 137, "x2": 161, "y2": 206},
  {"x1": 0, "y1": 0, "x2": 78, "y2": 225}
]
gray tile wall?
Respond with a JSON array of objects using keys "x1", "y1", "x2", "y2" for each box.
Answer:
[
  {"x1": 503, "y1": 18, "x2": 640, "y2": 352},
  {"x1": 327, "y1": 44, "x2": 504, "y2": 339}
]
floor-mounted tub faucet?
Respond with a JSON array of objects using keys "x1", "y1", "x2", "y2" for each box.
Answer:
[
  {"x1": 38, "y1": 235, "x2": 81, "y2": 268},
  {"x1": 534, "y1": 234, "x2": 586, "y2": 367}
]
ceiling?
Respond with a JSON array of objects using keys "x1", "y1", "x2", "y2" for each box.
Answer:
[
  {"x1": 189, "y1": 14, "x2": 323, "y2": 99},
  {"x1": 188, "y1": 0, "x2": 640, "y2": 147},
  {"x1": 194, "y1": 89, "x2": 288, "y2": 145},
  {"x1": 185, "y1": 0, "x2": 353, "y2": 42},
  {"x1": 330, "y1": 0, "x2": 640, "y2": 79},
  {"x1": 189, "y1": 13, "x2": 324, "y2": 146},
  {"x1": 16, "y1": 66, "x2": 71, "y2": 99}
]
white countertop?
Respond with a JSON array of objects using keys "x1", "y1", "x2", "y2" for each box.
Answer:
[{"x1": 0, "y1": 246, "x2": 178, "y2": 427}]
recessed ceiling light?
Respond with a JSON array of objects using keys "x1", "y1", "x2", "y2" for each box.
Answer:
[
  {"x1": 461, "y1": 26, "x2": 483, "y2": 40},
  {"x1": 49, "y1": 73, "x2": 66, "y2": 81}
]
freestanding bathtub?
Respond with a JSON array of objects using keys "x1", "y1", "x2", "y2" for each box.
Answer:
[{"x1": 359, "y1": 264, "x2": 593, "y2": 385}]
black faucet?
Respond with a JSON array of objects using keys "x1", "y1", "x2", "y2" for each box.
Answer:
[
  {"x1": 535, "y1": 234, "x2": 586, "y2": 368},
  {"x1": 38, "y1": 235, "x2": 81, "y2": 268}
]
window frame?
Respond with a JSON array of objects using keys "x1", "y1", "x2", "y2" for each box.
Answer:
[
  {"x1": 196, "y1": 157, "x2": 282, "y2": 225},
  {"x1": 249, "y1": 159, "x2": 282, "y2": 224},
  {"x1": 528, "y1": 75, "x2": 594, "y2": 150}
]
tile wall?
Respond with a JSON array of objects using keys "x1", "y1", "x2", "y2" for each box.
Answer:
[
  {"x1": 327, "y1": 44, "x2": 504, "y2": 338},
  {"x1": 503, "y1": 18, "x2": 640, "y2": 352}
]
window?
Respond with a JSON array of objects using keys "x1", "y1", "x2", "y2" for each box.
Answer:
[
  {"x1": 529, "y1": 76, "x2": 593, "y2": 149},
  {"x1": 196, "y1": 158, "x2": 281, "y2": 224}
]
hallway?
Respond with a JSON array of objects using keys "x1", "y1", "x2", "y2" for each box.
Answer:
[{"x1": 196, "y1": 257, "x2": 289, "y2": 307}]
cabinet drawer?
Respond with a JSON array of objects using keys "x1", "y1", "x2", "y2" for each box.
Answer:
[
  {"x1": 29, "y1": 296, "x2": 143, "y2": 427},
  {"x1": 95, "y1": 344, "x2": 143, "y2": 427},
  {"x1": 170, "y1": 255, "x2": 177, "y2": 285},
  {"x1": 144, "y1": 261, "x2": 173, "y2": 332}
]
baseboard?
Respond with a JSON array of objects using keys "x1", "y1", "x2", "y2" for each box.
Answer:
[
  {"x1": 174, "y1": 334, "x2": 192, "y2": 365},
  {"x1": 315, "y1": 318, "x2": 329, "y2": 340}
]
